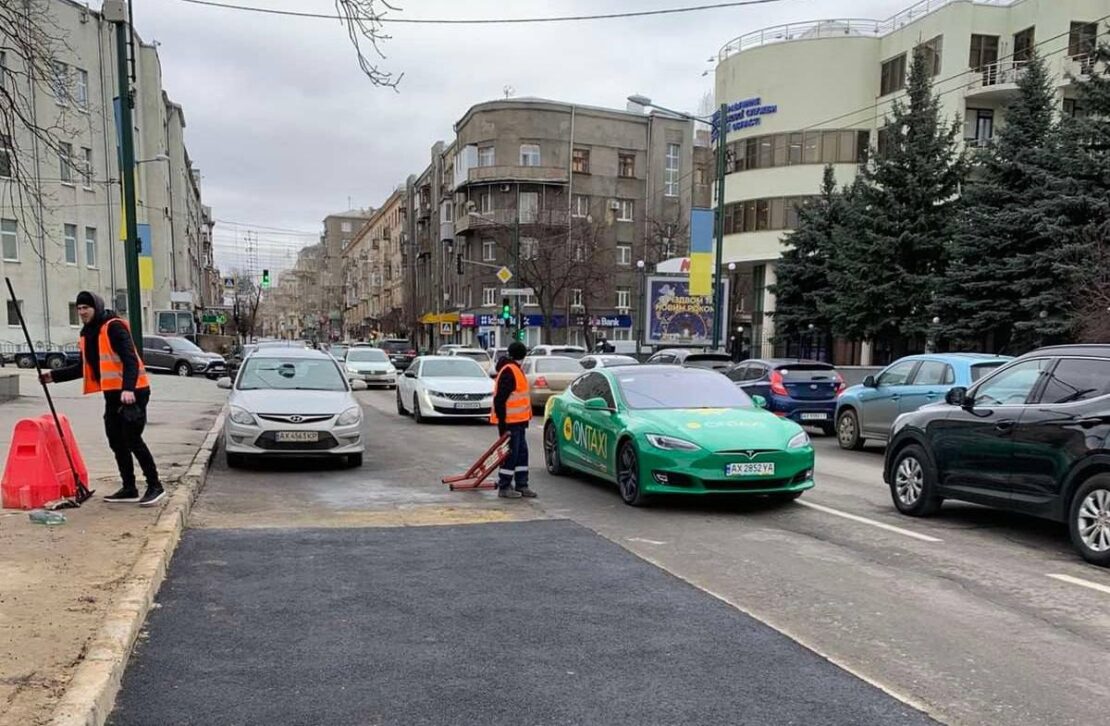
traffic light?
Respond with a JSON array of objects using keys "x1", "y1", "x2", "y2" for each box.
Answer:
[
  {"x1": 501, "y1": 297, "x2": 512, "y2": 322},
  {"x1": 261, "y1": 269, "x2": 270, "y2": 288},
  {"x1": 514, "y1": 328, "x2": 526, "y2": 342}
]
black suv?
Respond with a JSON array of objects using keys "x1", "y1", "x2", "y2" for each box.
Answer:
[
  {"x1": 378, "y1": 339, "x2": 416, "y2": 370},
  {"x1": 884, "y1": 345, "x2": 1110, "y2": 566}
]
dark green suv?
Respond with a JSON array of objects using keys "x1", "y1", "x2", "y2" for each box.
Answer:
[{"x1": 884, "y1": 345, "x2": 1110, "y2": 566}]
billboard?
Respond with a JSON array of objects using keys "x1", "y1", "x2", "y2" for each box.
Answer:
[{"x1": 645, "y1": 275, "x2": 729, "y2": 347}]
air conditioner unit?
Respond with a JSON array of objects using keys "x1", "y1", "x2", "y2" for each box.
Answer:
[{"x1": 608, "y1": 200, "x2": 621, "y2": 211}]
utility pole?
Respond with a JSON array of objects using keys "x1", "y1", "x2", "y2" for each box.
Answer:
[
  {"x1": 711, "y1": 102, "x2": 728, "y2": 351},
  {"x1": 103, "y1": 1, "x2": 142, "y2": 351},
  {"x1": 513, "y1": 200, "x2": 521, "y2": 343}
]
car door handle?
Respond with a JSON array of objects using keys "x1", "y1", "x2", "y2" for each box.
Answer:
[
  {"x1": 1077, "y1": 417, "x2": 1106, "y2": 428},
  {"x1": 925, "y1": 392, "x2": 939, "y2": 398},
  {"x1": 890, "y1": 395, "x2": 900, "y2": 401},
  {"x1": 995, "y1": 421, "x2": 1015, "y2": 432}
]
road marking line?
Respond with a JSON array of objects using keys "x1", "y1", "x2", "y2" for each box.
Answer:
[
  {"x1": 626, "y1": 537, "x2": 667, "y2": 545},
  {"x1": 1046, "y1": 573, "x2": 1110, "y2": 595},
  {"x1": 796, "y1": 500, "x2": 943, "y2": 543}
]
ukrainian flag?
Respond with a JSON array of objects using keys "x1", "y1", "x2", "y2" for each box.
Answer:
[{"x1": 688, "y1": 208, "x2": 714, "y2": 296}]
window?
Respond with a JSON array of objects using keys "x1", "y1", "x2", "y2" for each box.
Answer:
[
  {"x1": 877, "y1": 360, "x2": 918, "y2": 387},
  {"x1": 520, "y1": 144, "x2": 541, "y2": 166},
  {"x1": 616, "y1": 287, "x2": 630, "y2": 309},
  {"x1": 1038, "y1": 358, "x2": 1110, "y2": 404},
  {"x1": 664, "y1": 143, "x2": 680, "y2": 197},
  {"x1": 572, "y1": 194, "x2": 589, "y2": 218},
  {"x1": 478, "y1": 145, "x2": 495, "y2": 167},
  {"x1": 51, "y1": 61, "x2": 67, "y2": 103},
  {"x1": 480, "y1": 192, "x2": 493, "y2": 214},
  {"x1": 618, "y1": 152, "x2": 635, "y2": 178},
  {"x1": 787, "y1": 133, "x2": 803, "y2": 165},
  {"x1": 877, "y1": 126, "x2": 893, "y2": 157},
  {"x1": 85, "y1": 227, "x2": 97, "y2": 267},
  {"x1": 880, "y1": 53, "x2": 907, "y2": 96},
  {"x1": 520, "y1": 236, "x2": 538, "y2": 261},
  {"x1": 341, "y1": 221, "x2": 352, "y2": 233},
  {"x1": 75, "y1": 68, "x2": 88, "y2": 108},
  {"x1": 1063, "y1": 99, "x2": 1087, "y2": 119},
  {"x1": 821, "y1": 131, "x2": 839, "y2": 163},
  {"x1": 519, "y1": 192, "x2": 539, "y2": 223},
  {"x1": 912, "y1": 361, "x2": 954, "y2": 386},
  {"x1": 617, "y1": 199, "x2": 633, "y2": 222},
  {"x1": 965, "y1": 108, "x2": 994, "y2": 147},
  {"x1": 81, "y1": 147, "x2": 93, "y2": 187},
  {"x1": 7, "y1": 299, "x2": 23, "y2": 326},
  {"x1": 969, "y1": 34, "x2": 999, "y2": 71},
  {"x1": 0, "y1": 134, "x2": 11, "y2": 178},
  {"x1": 1069, "y1": 21, "x2": 1098, "y2": 58},
  {"x1": 482, "y1": 239, "x2": 496, "y2": 261},
  {"x1": 64, "y1": 224, "x2": 77, "y2": 264},
  {"x1": 571, "y1": 288, "x2": 583, "y2": 308},
  {"x1": 916, "y1": 35, "x2": 943, "y2": 77},
  {"x1": 68, "y1": 303, "x2": 79, "y2": 327},
  {"x1": 616, "y1": 245, "x2": 631, "y2": 266},
  {"x1": 803, "y1": 131, "x2": 820, "y2": 163},
  {"x1": 755, "y1": 199, "x2": 770, "y2": 230},
  {"x1": 758, "y1": 137, "x2": 773, "y2": 168},
  {"x1": 59, "y1": 142, "x2": 73, "y2": 183},
  {"x1": 1, "y1": 218, "x2": 17, "y2": 261},
  {"x1": 483, "y1": 287, "x2": 497, "y2": 306},
  {"x1": 1013, "y1": 27, "x2": 1035, "y2": 64},
  {"x1": 574, "y1": 243, "x2": 585, "y2": 262},
  {"x1": 572, "y1": 148, "x2": 590, "y2": 173},
  {"x1": 974, "y1": 358, "x2": 1048, "y2": 406}
]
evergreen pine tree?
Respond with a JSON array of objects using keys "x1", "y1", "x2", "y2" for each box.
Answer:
[
  {"x1": 846, "y1": 47, "x2": 965, "y2": 353},
  {"x1": 937, "y1": 50, "x2": 1059, "y2": 353}
]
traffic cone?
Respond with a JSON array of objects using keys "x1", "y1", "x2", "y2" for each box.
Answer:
[{"x1": 1, "y1": 418, "x2": 78, "y2": 509}]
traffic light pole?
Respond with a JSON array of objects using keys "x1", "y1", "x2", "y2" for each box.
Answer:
[
  {"x1": 711, "y1": 102, "x2": 728, "y2": 351},
  {"x1": 112, "y1": 14, "x2": 143, "y2": 352},
  {"x1": 513, "y1": 208, "x2": 521, "y2": 343}
]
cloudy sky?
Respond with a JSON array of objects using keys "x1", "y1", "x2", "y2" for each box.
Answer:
[{"x1": 135, "y1": 0, "x2": 918, "y2": 272}]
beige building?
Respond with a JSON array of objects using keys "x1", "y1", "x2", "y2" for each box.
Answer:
[
  {"x1": 0, "y1": 0, "x2": 215, "y2": 346},
  {"x1": 341, "y1": 192, "x2": 405, "y2": 339},
  {"x1": 714, "y1": 0, "x2": 1106, "y2": 359}
]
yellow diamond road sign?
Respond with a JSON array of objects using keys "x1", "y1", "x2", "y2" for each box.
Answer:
[{"x1": 496, "y1": 266, "x2": 513, "y2": 284}]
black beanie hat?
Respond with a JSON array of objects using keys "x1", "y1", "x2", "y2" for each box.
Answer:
[
  {"x1": 75, "y1": 291, "x2": 96, "y2": 308},
  {"x1": 508, "y1": 341, "x2": 528, "y2": 360}
]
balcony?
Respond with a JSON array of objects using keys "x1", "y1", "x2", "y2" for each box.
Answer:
[
  {"x1": 965, "y1": 60, "x2": 1027, "y2": 101},
  {"x1": 463, "y1": 165, "x2": 569, "y2": 186},
  {"x1": 454, "y1": 208, "x2": 571, "y2": 235}
]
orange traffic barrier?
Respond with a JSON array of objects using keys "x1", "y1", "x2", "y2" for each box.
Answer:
[
  {"x1": 45, "y1": 413, "x2": 87, "y2": 495},
  {"x1": 2, "y1": 415, "x2": 86, "y2": 509},
  {"x1": 442, "y1": 433, "x2": 510, "y2": 491}
]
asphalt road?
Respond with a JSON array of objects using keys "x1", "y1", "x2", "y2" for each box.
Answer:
[{"x1": 112, "y1": 389, "x2": 1110, "y2": 725}]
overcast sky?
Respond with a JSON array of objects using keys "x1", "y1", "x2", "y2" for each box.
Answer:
[{"x1": 135, "y1": 0, "x2": 918, "y2": 272}]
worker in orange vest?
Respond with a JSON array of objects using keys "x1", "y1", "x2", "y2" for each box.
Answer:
[
  {"x1": 41, "y1": 291, "x2": 163, "y2": 506},
  {"x1": 490, "y1": 341, "x2": 536, "y2": 499}
]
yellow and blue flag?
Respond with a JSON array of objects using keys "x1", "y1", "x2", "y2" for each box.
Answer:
[{"x1": 688, "y1": 208, "x2": 714, "y2": 296}]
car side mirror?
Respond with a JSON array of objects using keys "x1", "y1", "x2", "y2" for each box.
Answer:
[
  {"x1": 350, "y1": 380, "x2": 368, "y2": 391},
  {"x1": 946, "y1": 386, "x2": 968, "y2": 407},
  {"x1": 751, "y1": 394, "x2": 767, "y2": 409},
  {"x1": 404, "y1": 370, "x2": 416, "y2": 378},
  {"x1": 216, "y1": 377, "x2": 232, "y2": 389},
  {"x1": 863, "y1": 375, "x2": 878, "y2": 388},
  {"x1": 163, "y1": 346, "x2": 173, "y2": 353},
  {"x1": 585, "y1": 397, "x2": 613, "y2": 412}
]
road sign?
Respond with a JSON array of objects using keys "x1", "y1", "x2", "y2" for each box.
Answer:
[
  {"x1": 501, "y1": 288, "x2": 533, "y2": 296},
  {"x1": 216, "y1": 313, "x2": 227, "y2": 325},
  {"x1": 495, "y1": 266, "x2": 513, "y2": 284}
]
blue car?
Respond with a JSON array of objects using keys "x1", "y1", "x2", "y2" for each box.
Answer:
[
  {"x1": 835, "y1": 353, "x2": 1011, "y2": 450},
  {"x1": 726, "y1": 359, "x2": 844, "y2": 434}
]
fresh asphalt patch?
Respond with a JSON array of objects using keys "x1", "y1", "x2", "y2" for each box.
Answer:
[{"x1": 110, "y1": 519, "x2": 934, "y2": 726}]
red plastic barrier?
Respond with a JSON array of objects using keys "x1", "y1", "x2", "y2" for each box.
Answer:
[
  {"x1": 1, "y1": 415, "x2": 86, "y2": 509},
  {"x1": 45, "y1": 414, "x2": 86, "y2": 495}
]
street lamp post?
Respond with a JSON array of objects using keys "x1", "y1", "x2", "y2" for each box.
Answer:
[
  {"x1": 636, "y1": 259, "x2": 646, "y2": 354},
  {"x1": 627, "y1": 94, "x2": 728, "y2": 350}
]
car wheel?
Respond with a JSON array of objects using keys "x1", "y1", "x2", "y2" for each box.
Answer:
[
  {"x1": 543, "y1": 421, "x2": 565, "y2": 475},
  {"x1": 226, "y1": 451, "x2": 245, "y2": 468},
  {"x1": 413, "y1": 395, "x2": 425, "y2": 424},
  {"x1": 769, "y1": 490, "x2": 803, "y2": 504},
  {"x1": 837, "y1": 409, "x2": 865, "y2": 450},
  {"x1": 1069, "y1": 474, "x2": 1110, "y2": 567},
  {"x1": 616, "y1": 440, "x2": 647, "y2": 506},
  {"x1": 820, "y1": 423, "x2": 836, "y2": 437},
  {"x1": 396, "y1": 388, "x2": 407, "y2": 415},
  {"x1": 15, "y1": 354, "x2": 34, "y2": 369},
  {"x1": 889, "y1": 444, "x2": 942, "y2": 516},
  {"x1": 46, "y1": 354, "x2": 66, "y2": 370},
  {"x1": 347, "y1": 453, "x2": 364, "y2": 468},
  {"x1": 174, "y1": 361, "x2": 193, "y2": 377}
]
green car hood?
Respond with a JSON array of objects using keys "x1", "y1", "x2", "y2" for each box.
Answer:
[{"x1": 627, "y1": 407, "x2": 803, "y2": 452}]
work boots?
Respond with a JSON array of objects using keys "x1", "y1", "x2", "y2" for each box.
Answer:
[{"x1": 103, "y1": 485, "x2": 140, "y2": 504}]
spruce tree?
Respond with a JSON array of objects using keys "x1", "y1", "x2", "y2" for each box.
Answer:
[
  {"x1": 847, "y1": 47, "x2": 965, "y2": 352},
  {"x1": 937, "y1": 50, "x2": 1059, "y2": 353}
]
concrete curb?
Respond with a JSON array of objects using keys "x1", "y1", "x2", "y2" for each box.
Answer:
[{"x1": 49, "y1": 408, "x2": 226, "y2": 726}]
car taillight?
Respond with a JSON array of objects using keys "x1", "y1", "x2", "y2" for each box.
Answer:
[
  {"x1": 770, "y1": 370, "x2": 788, "y2": 396},
  {"x1": 407, "y1": 349, "x2": 416, "y2": 356},
  {"x1": 534, "y1": 376, "x2": 549, "y2": 389},
  {"x1": 834, "y1": 371, "x2": 846, "y2": 396}
]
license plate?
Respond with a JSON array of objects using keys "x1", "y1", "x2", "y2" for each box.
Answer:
[
  {"x1": 275, "y1": 431, "x2": 319, "y2": 442},
  {"x1": 725, "y1": 462, "x2": 775, "y2": 477},
  {"x1": 801, "y1": 413, "x2": 828, "y2": 420},
  {"x1": 455, "y1": 402, "x2": 481, "y2": 409}
]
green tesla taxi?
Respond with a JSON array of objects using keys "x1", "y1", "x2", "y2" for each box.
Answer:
[{"x1": 543, "y1": 365, "x2": 815, "y2": 505}]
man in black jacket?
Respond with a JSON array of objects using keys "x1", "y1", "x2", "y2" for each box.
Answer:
[
  {"x1": 491, "y1": 341, "x2": 536, "y2": 499},
  {"x1": 41, "y1": 291, "x2": 163, "y2": 506}
]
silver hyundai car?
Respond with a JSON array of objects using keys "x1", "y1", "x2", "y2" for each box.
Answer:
[{"x1": 218, "y1": 348, "x2": 367, "y2": 468}]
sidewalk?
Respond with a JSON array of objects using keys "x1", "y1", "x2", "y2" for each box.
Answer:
[{"x1": 0, "y1": 372, "x2": 225, "y2": 726}]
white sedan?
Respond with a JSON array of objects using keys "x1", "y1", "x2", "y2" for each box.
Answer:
[
  {"x1": 218, "y1": 348, "x2": 367, "y2": 468},
  {"x1": 396, "y1": 356, "x2": 493, "y2": 423},
  {"x1": 343, "y1": 347, "x2": 397, "y2": 388}
]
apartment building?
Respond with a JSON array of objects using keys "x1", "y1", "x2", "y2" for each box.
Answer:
[
  {"x1": 340, "y1": 195, "x2": 405, "y2": 339},
  {"x1": 0, "y1": 0, "x2": 215, "y2": 346},
  {"x1": 713, "y1": 0, "x2": 1107, "y2": 358}
]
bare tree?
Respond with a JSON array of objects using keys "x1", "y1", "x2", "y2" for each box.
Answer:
[
  {"x1": 569, "y1": 218, "x2": 620, "y2": 350},
  {"x1": 643, "y1": 209, "x2": 690, "y2": 267},
  {"x1": 335, "y1": 0, "x2": 403, "y2": 89}
]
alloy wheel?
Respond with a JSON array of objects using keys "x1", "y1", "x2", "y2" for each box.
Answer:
[
  {"x1": 1077, "y1": 488, "x2": 1110, "y2": 553},
  {"x1": 617, "y1": 443, "x2": 639, "y2": 503},
  {"x1": 838, "y1": 414, "x2": 856, "y2": 447},
  {"x1": 895, "y1": 455, "x2": 924, "y2": 507}
]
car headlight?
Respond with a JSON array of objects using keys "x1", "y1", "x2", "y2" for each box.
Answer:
[
  {"x1": 788, "y1": 431, "x2": 811, "y2": 449},
  {"x1": 229, "y1": 406, "x2": 256, "y2": 426},
  {"x1": 191, "y1": 356, "x2": 208, "y2": 364},
  {"x1": 346, "y1": 366, "x2": 359, "y2": 374},
  {"x1": 336, "y1": 406, "x2": 361, "y2": 426},
  {"x1": 645, "y1": 434, "x2": 700, "y2": 451},
  {"x1": 424, "y1": 389, "x2": 443, "y2": 398}
]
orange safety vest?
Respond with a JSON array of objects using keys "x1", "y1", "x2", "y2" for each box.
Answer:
[
  {"x1": 489, "y1": 362, "x2": 532, "y2": 425},
  {"x1": 79, "y1": 318, "x2": 150, "y2": 395}
]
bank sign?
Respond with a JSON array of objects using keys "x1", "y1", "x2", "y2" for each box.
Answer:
[
  {"x1": 712, "y1": 97, "x2": 779, "y2": 139},
  {"x1": 645, "y1": 276, "x2": 730, "y2": 346}
]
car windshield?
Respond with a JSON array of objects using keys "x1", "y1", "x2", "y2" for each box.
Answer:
[
  {"x1": 777, "y1": 364, "x2": 837, "y2": 381},
  {"x1": 536, "y1": 357, "x2": 583, "y2": 373},
  {"x1": 616, "y1": 369, "x2": 754, "y2": 409},
  {"x1": 420, "y1": 359, "x2": 486, "y2": 378},
  {"x1": 347, "y1": 349, "x2": 388, "y2": 363},
  {"x1": 169, "y1": 338, "x2": 203, "y2": 353},
  {"x1": 455, "y1": 351, "x2": 491, "y2": 363},
  {"x1": 971, "y1": 362, "x2": 1006, "y2": 382},
  {"x1": 237, "y1": 357, "x2": 347, "y2": 391}
]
